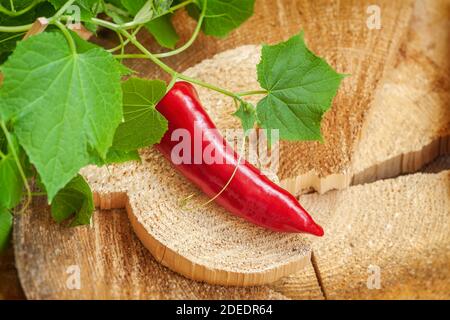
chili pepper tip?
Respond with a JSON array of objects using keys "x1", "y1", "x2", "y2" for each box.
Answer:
[{"x1": 309, "y1": 222, "x2": 324, "y2": 237}]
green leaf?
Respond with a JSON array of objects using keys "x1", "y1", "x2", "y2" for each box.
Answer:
[
  {"x1": 70, "y1": 29, "x2": 132, "y2": 76},
  {"x1": 105, "y1": 0, "x2": 126, "y2": 9},
  {"x1": 112, "y1": 78, "x2": 168, "y2": 151},
  {"x1": 51, "y1": 174, "x2": 94, "y2": 226},
  {"x1": 0, "y1": 133, "x2": 23, "y2": 209},
  {"x1": 146, "y1": 14, "x2": 179, "y2": 49},
  {"x1": 0, "y1": 207, "x2": 12, "y2": 251},
  {"x1": 103, "y1": 149, "x2": 140, "y2": 163},
  {"x1": 133, "y1": 0, "x2": 154, "y2": 24},
  {"x1": 89, "y1": 148, "x2": 140, "y2": 165},
  {"x1": 0, "y1": 32, "x2": 24, "y2": 57},
  {"x1": 233, "y1": 101, "x2": 255, "y2": 133},
  {"x1": 121, "y1": 0, "x2": 172, "y2": 16},
  {"x1": 0, "y1": 127, "x2": 6, "y2": 152},
  {"x1": 120, "y1": 0, "x2": 145, "y2": 15},
  {"x1": 0, "y1": 32, "x2": 123, "y2": 201},
  {"x1": 256, "y1": 32, "x2": 344, "y2": 141},
  {"x1": 152, "y1": 0, "x2": 172, "y2": 15},
  {"x1": 188, "y1": 0, "x2": 255, "y2": 38},
  {"x1": 104, "y1": 1, "x2": 132, "y2": 25},
  {"x1": 121, "y1": 0, "x2": 177, "y2": 48}
]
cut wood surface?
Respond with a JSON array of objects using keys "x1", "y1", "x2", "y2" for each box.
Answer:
[
  {"x1": 13, "y1": 198, "x2": 323, "y2": 300},
  {"x1": 13, "y1": 171, "x2": 449, "y2": 299},
  {"x1": 351, "y1": 0, "x2": 450, "y2": 185},
  {"x1": 301, "y1": 171, "x2": 450, "y2": 299}
]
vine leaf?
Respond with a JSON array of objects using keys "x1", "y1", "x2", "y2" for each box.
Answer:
[
  {"x1": 146, "y1": 14, "x2": 179, "y2": 49},
  {"x1": 0, "y1": 207, "x2": 12, "y2": 251},
  {"x1": 0, "y1": 31, "x2": 123, "y2": 201},
  {"x1": 256, "y1": 32, "x2": 345, "y2": 141},
  {"x1": 88, "y1": 148, "x2": 141, "y2": 165},
  {"x1": 112, "y1": 78, "x2": 168, "y2": 151},
  {"x1": 51, "y1": 174, "x2": 94, "y2": 226},
  {"x1": 188, "y1": 0, "x2": 255, "y2": 38},
  {"x1": 121, "y1": 0, "x2": 178, "y2": 48},
  {"x1": 233, "y1": 101, "x2": 256, "y2": 133},
  {"x1": 0, "y1": 133, "x2": 23, "y2": 209}
]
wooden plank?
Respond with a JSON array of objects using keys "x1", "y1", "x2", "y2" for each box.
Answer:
[
  {"x1": 301, "y1": 171, "x2": 450, "y2": 299},
  {"x1": 13, "y1": 198, "x2": 323, "y2": 299}
]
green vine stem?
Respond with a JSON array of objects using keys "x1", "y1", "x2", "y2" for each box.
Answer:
[
  {"x1": 0, "y1": 23, "x2": 33, "y2": 33},
  {"x1": 237, "y1": 90, "x2": 267, "y2": 96},
  {"x1": 167, "y1": 0, "x2": 195, "y2": 14},
  {"x1": 49, "y1": 0, "x2": 77, "y2": 23},
  {"x1": 0, "y1": 32, "x2": 25, "y2": 45},
  {"x1": 167, "y1": 75, "x2": 178, "y2": 92},
  {"x1": 111, "y1": 31, "x2": 244, "y2": 103},
  {"x1": 0, "y1": 0, "x2": 76, "y2": 32},
  {"x1": 107, "y1": 25, "x2": 143, "y2": 53},
  {"x1": 0, "y1": 0, "x2": 39, "y2": 17},
  {"x1": 154, "y1": 0, "x2": 207, "y2": 58},
  {"x1": 54, "y1": 20, "x2": 76, "y2": 54},
  {"x1": 0, "y1": 121, "x2": 31, "y2": 215},
  {"x1": 113, "y1": 53, "x2": 147, "y2": 59}
]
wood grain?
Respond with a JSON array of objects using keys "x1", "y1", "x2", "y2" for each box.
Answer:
[
  {"x1": 13, "y1": 198, "x2": 324, "y2": 300},
  {"x1": 9, "y1": 156, "x2": 450, "y2": 299},
  {"x1": 351, "y1": 0, "x2": 450, "y2": 185},
  {"x1": 302, "y1": 171, "x2": 450, "y2": 299},
  {"x1": 13, "y1": 170, "x2": 450, "y2": 299}
]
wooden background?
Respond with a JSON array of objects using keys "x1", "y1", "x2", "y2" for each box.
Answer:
[{"x1": 1, "y1": 0, "x2": 449, "y2": 299}]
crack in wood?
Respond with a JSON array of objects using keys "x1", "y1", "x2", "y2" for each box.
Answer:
[{"x1": 310, "y1": 251, "x2": 328, "y2": 300}]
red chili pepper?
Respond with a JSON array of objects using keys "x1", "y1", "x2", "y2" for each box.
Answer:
[{"x1": 155, "y1": 81, "x2": 324, "y2": 236}]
